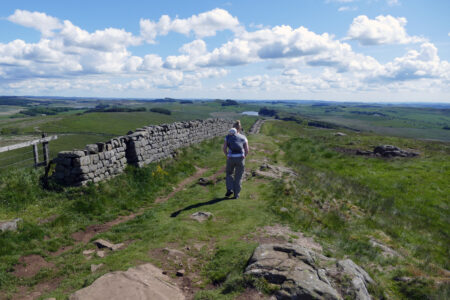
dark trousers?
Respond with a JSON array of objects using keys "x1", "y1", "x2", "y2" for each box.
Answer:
[{"x1": 226, "y1": 157, "x2": 245, "y2": 196}]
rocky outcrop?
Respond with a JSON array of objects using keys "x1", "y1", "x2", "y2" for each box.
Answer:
[
  {"x1": 52, "y1": 118, "x2": 233, "y2": 186},
  {"x1": 252, "y1": 163, "x2": 297, "y2": 180},
  {"x1": 70, "y1": 263, "x2": 185, "y2": 300},
  {"x1": 245, "y1": 243, "x2": 373, "y2": 300},
  {"x1": 373, "y1": 145, "x2": 418, "y2": 157},
  {"x1": 355, "y1": 145, "x2": 419, "y2": 158}
]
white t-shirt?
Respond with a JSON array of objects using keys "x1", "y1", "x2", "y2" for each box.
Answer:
[{"x1": 225, "y1": 133, "x2": 248, "y2": 158}]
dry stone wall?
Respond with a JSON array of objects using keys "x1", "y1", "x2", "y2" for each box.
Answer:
[{"x1": 52, "y1": 118, "x2": 233, "y2": 186}]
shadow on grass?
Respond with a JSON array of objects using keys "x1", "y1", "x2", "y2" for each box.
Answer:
[{"x1": 170, "y1": 197, "x2": 235, "y2": 218}]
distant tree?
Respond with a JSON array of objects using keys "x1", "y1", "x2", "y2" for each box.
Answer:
[
  {"x1": 259, "y1": 107, "x2": 277, "y2": 117},
  {"x1": 150, "y1": 107, "x2": 172, "y2": 115},
  {"x1": 180, "y1": 100, "x2": 194, "y2": 104},
  {"x1": 221, "y1": 99, "x2": 238, "y2": 106},
  {"x1": 17, "y1": 106, "x2": 75, "y2": 117},
  {"x1": 85, "y1": 105, "x2": 146, "y2": 113}
]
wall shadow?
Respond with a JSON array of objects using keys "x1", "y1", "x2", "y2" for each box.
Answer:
[{"x1": 170, "y1": 197, "x2": 234, "y2": 218}]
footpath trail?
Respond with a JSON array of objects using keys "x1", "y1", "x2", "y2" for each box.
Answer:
[{"x1": 10, "y1": 118, "x2": 374, "y2": 300}]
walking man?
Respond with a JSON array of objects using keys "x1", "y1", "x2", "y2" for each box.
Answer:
[{"x1": 223, "y1": 123, "x2": 249, "y2": 199}]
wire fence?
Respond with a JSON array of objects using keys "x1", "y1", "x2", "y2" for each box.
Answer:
[{"x1": 0, "y1": 142, "x2": 48, "y2": 173}]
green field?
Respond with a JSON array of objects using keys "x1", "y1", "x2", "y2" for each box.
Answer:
[{"x1": 0, "y1": 98, "x2": 449, "y2": 299}]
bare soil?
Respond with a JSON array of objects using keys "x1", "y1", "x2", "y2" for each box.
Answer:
[{"x1": 12, "y1": 255, "x2": 54, "y2": 278}]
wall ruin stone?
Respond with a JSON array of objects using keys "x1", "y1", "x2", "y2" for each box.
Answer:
[{"x1": 52, "y1": 118, "x2": 234, "y2": 186}]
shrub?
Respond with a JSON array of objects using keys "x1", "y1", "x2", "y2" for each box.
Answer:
[
  {"x1": 150, "y1": 107, "x2": 172, "y2": 115},
  {"x1": 259, "y1": 107, "x2": 277, "y2": 117},
  {"x1": 221, "y1": 99, "x2": 238, "y2": 106}
]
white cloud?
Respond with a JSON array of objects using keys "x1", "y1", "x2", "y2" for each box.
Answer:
[
  {"x1": 387, "y1": 0, "x2": 400, "y2": 6},
  {"x1": 369, "y1": 42, "x2": 450, "y2": 82},
  {"x1": 1, "y1": 9, "x2": 449, "y2": 101},
  {"x1": 346, "y1": 15, "x2": 425, "y2": 45},
  {"x1": 140, "y1": 8, "x2": 240, "y2": 43},
  {"x1": 59, "y1": 20, "x2": 141, "y2": 52},
  {"x1": 7, "y1": 9, "x2": 62, "y2": 37},
  {"x1": 338, "y1": 6, "x2": 357, "y2": 12}
]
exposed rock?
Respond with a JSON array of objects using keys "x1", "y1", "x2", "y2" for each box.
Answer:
[
  {"x1": 245, "y1": 244, "x2": 341, "y2": 300},
  {"x1": 334, "y1": 259, "x2": 374, "y2": 300},
  {"x1": 370, "y1": 238, "x2": 401, "y2": 258},
  {"x1": 163, "y1": 248, "x2": 185, "y2": 258},
  {"x1": 176, "y1": 269, "x2": 185, "y2": 277},
  {"x1": 0, "y1": 218, "x2": 22, "y2": 232},
  {"x1": 91, "y1": 263, "x2": 104, "y2": 273},
  {"x1": 260, "y1": 225, "x2": 323, "y2": 253},
  {"x1": 83, "y1": 250, "x2": 95, "y2": 256},
  {"x1": 93, "y1": 239, "x2": 123, "y2": 251},
  {"x1": 252, "y1": 164, "x2": 297, "y2": 180},
  {"x1": 190, "y1": 212, "x2": 213, "y2": 222},
  {"x1": 197, "y1": 177, "x2": 213, "y2": 186},
  {"x1": 279, "y1": 207, "x2": 289, "y2": 213},
  {"x1": 373, "y1": 145, "x2": 419, "y2": 157},
  {"x1": 96, "y1": 251, "x2": 105, "y2": 258},
  {"x1": 335, "y1": 132, "x2": 347, "y2": 136},
  {"x1": 246, "y1": 242, "x2": 374, "y2": 300},
  {"x1": 356, "y1": 150, "x2": 373, "y2": 156},
  {"x1": 70, "y1": 263, "x2": 185, "y2": 300}
]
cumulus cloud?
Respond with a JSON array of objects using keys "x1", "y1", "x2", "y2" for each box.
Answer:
[
  {"x1": 140, "y1": 8, "x2": 240, "y2": 43},
  {"x1": 346, "y1": 15, "x2": 425, "y2": 45},
  {"x1": 59, "y1": 20, "x2": 141, "y2": 52},
  {"x1": 1, "y1": 8, "x2": 449, "y2": 99},
  {"x1": 369, "y1": 42, "x2": 450, "y2": 82},
  {"x1": 1, "y1": 10, "x2": 147, "y2": 80},
  {"x1": 7, "y1": 9, "x2": 62, "y2": 37}
]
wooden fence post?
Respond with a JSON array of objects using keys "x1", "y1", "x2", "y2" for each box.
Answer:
[
  {"x1": 42, "y1": 133, "x2": 49, "y2": 166},
  {"x1": 33, "y1": 144, "x2": 39, "y2": 167}
]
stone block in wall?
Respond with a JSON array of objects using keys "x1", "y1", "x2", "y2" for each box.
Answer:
[{"x1": 86, "y1": 144, "x2": 99, "y2": 154}]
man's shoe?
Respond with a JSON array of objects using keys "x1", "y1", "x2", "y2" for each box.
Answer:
[
  {"x1": 225, "y1": 190, "x2": 233, "y2": 197},
  {"x1": 234, "y1": 194, "x2": 240, "y2": 199}
]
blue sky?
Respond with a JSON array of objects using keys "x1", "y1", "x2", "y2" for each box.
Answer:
[{"x1": 0, "y1": 0, "x2": 449, "y2": 102}]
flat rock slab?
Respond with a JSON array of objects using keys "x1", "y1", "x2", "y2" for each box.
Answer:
[
  {"x1": 0, "y1": 218, "x2": 22, "y2": 232},
  {"x1": 93, "y1": 239, "x2": 123, "y2": 251},
  {"x1": 246, "y1": 244, "x2": 341, "y2": 300},
  {"x1": 70, "y1": 263, "x2": 185, "y2": 300},
  {"x1": 246, "y1": 243, "x2": 374, "y2": 300},
  {"x1": 190, "y1": 212, "x2": 213, "y2": 222}
]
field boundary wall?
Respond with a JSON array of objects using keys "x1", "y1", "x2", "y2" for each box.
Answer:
[{"x1": 52, "y1": 118, "x2": 233, "y2": 186}]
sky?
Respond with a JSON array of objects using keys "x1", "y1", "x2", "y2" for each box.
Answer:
[{"x1": 0, "y1": 0, "x2": 449, "y2": 102}]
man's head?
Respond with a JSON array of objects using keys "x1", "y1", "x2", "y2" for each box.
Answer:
[{"x1": 229, "y1": 128, "x2": 237, "y2": 135}]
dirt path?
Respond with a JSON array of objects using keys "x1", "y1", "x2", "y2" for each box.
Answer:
[
  {"x1": 10, "y1": 166, "x2": 219, "y2": 300},
  {"x1": 155, "y1": 167, "x2": 209, "y2": 203}
]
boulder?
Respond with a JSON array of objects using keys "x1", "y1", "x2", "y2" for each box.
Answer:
[
  {"x1": 0, "y1": 218, "x2": 22, "y2": 232},
  {"x1": 246, "y1": 244, "x2": 341, "y2": 300},
  {"x1": 70, "y1": 263, "x2": 185, "y2": 300},
  {"x1": 373, "y1": 145, "x2": 418, "y2": 157},
  {"x1": 334, "y1": 259, "x2": 373, "y2": 300},
  {"x1": 246, "y1": 243, "x2": 375, "y2": 300},
  {"x1": 93, "y1": 239, "x2": 124, "y2": 251}
]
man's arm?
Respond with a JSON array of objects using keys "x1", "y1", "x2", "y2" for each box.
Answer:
[
  {"x1": 223, "y1": 140, "x2": 228, "y2": 156},
  {"x1": 244, "y1": 142, "x2": 249, "y2": 157}
]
